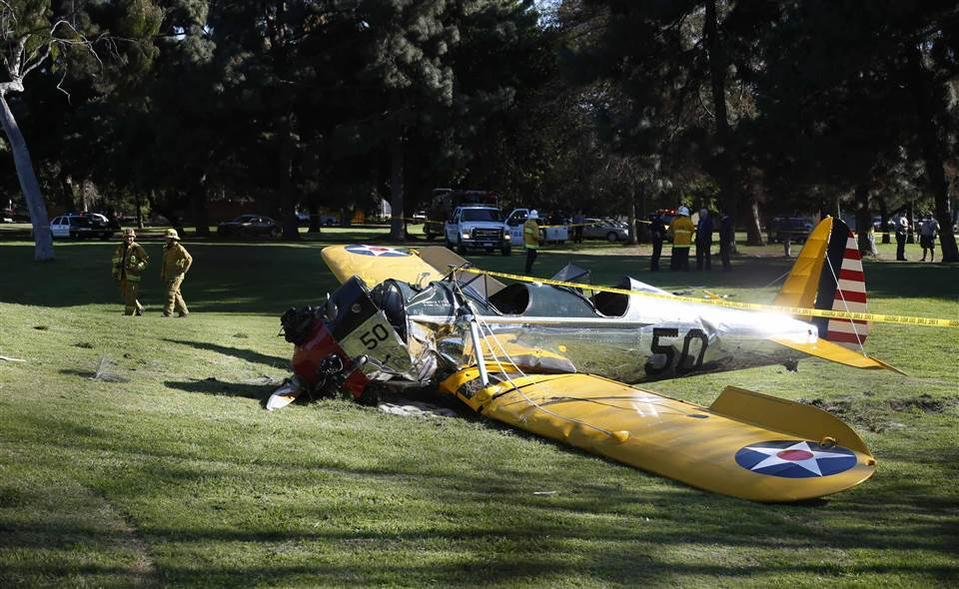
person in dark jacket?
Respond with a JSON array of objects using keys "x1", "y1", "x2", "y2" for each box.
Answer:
[
  {"x1": 649, "y1": 214, "x2": 666, "y2": 271},
  {"x1": 895, "y1": 215, "x2": 909, "y2": 261},
  {"x1": 696, "y1": 208, "x2": 714, "y2": 271}
]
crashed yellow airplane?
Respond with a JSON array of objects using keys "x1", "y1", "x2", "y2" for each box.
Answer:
[{"x1": 270, "y1": 217, "x2": 889, "y2": 502}]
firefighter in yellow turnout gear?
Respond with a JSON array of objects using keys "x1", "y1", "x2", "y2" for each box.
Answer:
[
  {"x1": 112, "y1": 228, "x2": 150, "y2": 315},
  {"x1": 523, "y1": 210, "x2": 541, "y2": 275},
  {"x1": 668, "y1": 206, "x2": 695, "y2": 271},
  {"x1": 161, "y1": 229, "x2": 193, "y2": 317}
]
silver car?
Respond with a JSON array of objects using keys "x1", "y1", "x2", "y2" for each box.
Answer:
[{"x1": 582, "y1": 218, "x2": 629, "y2": 242}]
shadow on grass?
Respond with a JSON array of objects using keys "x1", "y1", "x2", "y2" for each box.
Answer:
[
  {"x1": 164, "y1": 377, "x2": 274, "y2": 402},
  {"x1": 163, "y1": 338, "x2": 289, "y2": 368},
  {"x1": 6, "y1": 406, "x2": 958, "y2": 586},
  {"x1": 2, "y1": 241, "x2": 956, "y2": 314}
]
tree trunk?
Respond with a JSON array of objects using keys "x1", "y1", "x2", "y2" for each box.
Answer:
[
  {"x1": 704, "y1": 0, "x2": 740, "y2": 230},
  {"x1": 308, "y1": 198, "x2": 321, "y2": 234},
  {"x1": 907, "y1": 201, "x2": 915, "y2": 243},
  {"x1": 278, "y1": 116, "x2": 300, "y2": 240},
  {"x1": 745, "y1": 198, "x2": 765, "y2": 245},
  {"x1": 907, "y1": 44, "x2": 958, "y2": 261},
  {"x1": 878, "y1": 196, "x2": 890, "y2": 243},
  {"x1": 0, "y1": 93, "x2": 53, "y2": 261},
  {"x1": 627, "y1": 192, "x2": 637, "y2": 244},
  {"x1": 152, "y1": 190, "x2": 185, "y2": 235},
  {"x1": 853, "y1": 184, "x2": 872, "y2": 255},
  {"x1": 390, "y1": 133, "x2": 405, "y2": 241},
  {"x1": 191, "y1": 181, "x2": 210, "y2": 237}
]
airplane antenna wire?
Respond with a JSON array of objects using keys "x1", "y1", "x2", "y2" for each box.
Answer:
[
  {"x1": 823, "y1": 251, "x2": 866, "y2": 355},
  {"x1": 453, "y1": 282, "x2": 623, "y2": 440},
  {"x1": 761, "y1": 268, "x2": 792, "y2": 290}
]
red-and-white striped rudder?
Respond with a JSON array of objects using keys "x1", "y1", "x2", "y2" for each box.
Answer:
[{"x1": 826, "y1": 232, "x2": 868, "y2": 348}]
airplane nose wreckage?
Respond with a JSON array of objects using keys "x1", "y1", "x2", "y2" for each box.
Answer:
[{"x1": 270, "y1": 218, "x2": 891, "y2": 502}]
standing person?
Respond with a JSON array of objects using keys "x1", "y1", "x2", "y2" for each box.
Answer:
[
  {"x1": 895, "y1": 215, "x2": 909, "y2": 261},
  {"x1": 668, "y1": 206, "x2": 694, "y2": 271},
  {"x1": 111, "y1": 228, "x2": 149, "y2": 316},
  {"x1": 524, "y1": 210, "x2": 541, "y2": 274},
  {"x1": 161, "y1": 229, "x2": 193, "y2": 317},
  {"x1": 649, "y1": 214, "x2": 666, "y2": 271},
  {"x1": 919, "y1": 212, "x2": 939, "y2": 262},
  {"x1": 719, "y1": 211, "x2": 734, "y2": 271},
  {"x1": 695, "y1": 208, "x2": 714, "y2": 271},
  {"x1": 572, "y1": 210, "x2": 586, "y2": 244}
]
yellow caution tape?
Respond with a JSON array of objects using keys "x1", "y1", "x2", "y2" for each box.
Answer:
[{"x1": 462, "y1": 268, "x2": 959, "y2": 329}]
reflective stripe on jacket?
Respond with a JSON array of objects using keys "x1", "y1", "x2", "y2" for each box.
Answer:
[
  {"x1": 113, "y1": 243, "x2": 149, "y2": 282},
  {"x1": 523, "y1": 220, "x2": 540, "y2": 249}
]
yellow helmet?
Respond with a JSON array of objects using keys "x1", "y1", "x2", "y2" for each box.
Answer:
[{"x1": 165, "y1": 228, "x2": 180, "y2": 240}]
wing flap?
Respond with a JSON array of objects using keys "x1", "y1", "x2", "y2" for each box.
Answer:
[
  {"x1": 708, "y1": 386, "x2": 870, "y2": 454},
  {"x1": 440, "y1": 371, "x2": 875, "y2": 502}
]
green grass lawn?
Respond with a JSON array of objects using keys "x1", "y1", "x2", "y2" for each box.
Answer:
[{"x1": 1, "y1": 229, "x2": 957, "y2": 587}]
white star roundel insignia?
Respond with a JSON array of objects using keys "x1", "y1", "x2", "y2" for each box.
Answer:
[
  {"x1": 345, "y1": 244, "x2": 409, "y2": 257},
  {"x1": 735, "y1": 440, "x2": 857, "y2": 478}
]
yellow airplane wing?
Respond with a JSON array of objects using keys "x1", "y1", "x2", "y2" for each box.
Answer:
[
  {"x1": 440, "y1": 370, "x2": 876, "y2": 502},
  {"x1": 321, "y1": 244, "x2": 445, "y2": 288}
]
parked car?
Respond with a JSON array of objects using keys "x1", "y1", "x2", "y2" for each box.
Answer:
[
  {"x1": 217, "y1": 214, "x2": 281, "y2": 239},
  {"x1": 582, "y1": 218, "x2": 629, "y2": 242},
  {"x1": 505, "y1": 208, "x2": 569, "y2": 245},
  {"x1": 50, "y1": 213, "x2": 116, "y2": 239},
  {"x1": 444, "y1": 204, "x2": 511, "y2": 255},
  {"x1": 424, "y1": 188, "x2": 500, "y2": 239},
  {"x1": 0, "y1": 208, "x2": 13, "y2": 223},
  {"x1": 768, "y1": 217, "x2": 814, "y2": 243}
]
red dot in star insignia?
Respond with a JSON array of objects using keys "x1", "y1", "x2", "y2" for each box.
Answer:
[{"x1": 777, "y1": 449, "x2": 814, "y2": 461}]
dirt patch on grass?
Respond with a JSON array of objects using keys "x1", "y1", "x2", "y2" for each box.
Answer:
[
  {"x1": 888, "y1": 394, "x2": 958, "y2": 414},
  {"x1": 804, "y1": 397, "x2": 890, "y2": 433},
  {"x1": 803, "y1": 393, "x2": 959, "y2": 433}
]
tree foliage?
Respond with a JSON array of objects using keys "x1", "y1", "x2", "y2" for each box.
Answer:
[{"x1": 3, "y1": 0, "x2": 957, "y2": 262}]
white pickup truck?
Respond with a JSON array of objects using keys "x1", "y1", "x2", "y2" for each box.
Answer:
[
  {"x1": 444, "y1": 205, "x2": 512, "y2": 255},
  {"x1": 504, "y1": 208, "x2": 569, "y2": 246}
]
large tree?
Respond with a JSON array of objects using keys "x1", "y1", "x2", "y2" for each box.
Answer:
[
  {"x1": 749, "y1": 1, "x2": 959, "y2": 261},
  {"x1": 562, "y1": 1, "x2": 767, "y2": 238},
  {"x1": 0, "y1": 0, "x2": 161, "y2": 260}
]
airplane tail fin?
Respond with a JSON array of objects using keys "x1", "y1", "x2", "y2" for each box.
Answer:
[{"x1": 773, "y1": 217, "x2": 869, "y2": 350}]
